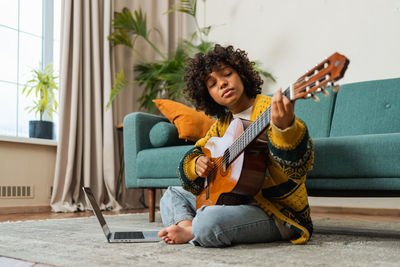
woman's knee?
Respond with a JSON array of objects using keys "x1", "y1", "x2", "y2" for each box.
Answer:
[
  {"x1": 191, "y1": 206, "x2": 231, "y2": 247},
  {"x1": 194, "y1": 205, "x2": 227, "y2": 226}
]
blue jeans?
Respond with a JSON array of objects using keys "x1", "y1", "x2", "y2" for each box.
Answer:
[{"x1": 160, "y1": 186, "x2": 282, "y2": 247}]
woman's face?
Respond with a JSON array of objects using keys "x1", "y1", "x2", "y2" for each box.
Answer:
[{"x1": 206, "y1": 64, "x2": 250, "y2": 114}]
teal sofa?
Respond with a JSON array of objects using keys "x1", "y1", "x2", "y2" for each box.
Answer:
[
  {"x1": 295, "y1": 77, "x2": 400, "y2": 196},
  {"x1": 123, "y1": 78, "x2": 400, "y2": 222},
  {"x1": 123, "y1": 112, "x2": 193, "y2": 221}
]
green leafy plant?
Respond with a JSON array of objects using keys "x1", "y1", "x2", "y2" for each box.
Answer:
[
  {"x1": 107, "y1": 0, "x2": 274, "y2": 112},
  {"x1": 22, "y1": 63, "x2": 58, "y2": 121}
]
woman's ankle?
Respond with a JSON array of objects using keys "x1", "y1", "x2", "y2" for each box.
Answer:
[{"x1": 177, "y1": 219, "x2": 193, "y2": 228}]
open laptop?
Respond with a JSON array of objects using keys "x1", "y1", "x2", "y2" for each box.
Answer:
[{"x1": 82, "y1": 187, "x2": 161, "y2": 243}]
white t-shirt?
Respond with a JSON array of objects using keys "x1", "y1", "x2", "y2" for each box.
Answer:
[{"x1": 232, "y1": 105, "x2": 253, "y2": 120}]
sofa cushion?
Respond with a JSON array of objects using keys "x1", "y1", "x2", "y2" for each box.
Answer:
[
  {"x1": 306, "y1": 177, "x2": 400, "y2": 191},
  {"x1": 294, "y1": 86, "x2": 336, "y2": 138},
  {"x1": 149, "y1": 121, "x2": 187, "y2": 147},
  {"x1": 330, "y1": 78, "x2": 400, "y2": 137},
  {"x1": 136, "y1": 145, "x2": 193, "y2": 179},
  {"x1": 153, "y1": 99, "x2": 215, "y2": 141},
  {"x1": 135, "y1": 177, "x2": 182, "y2": 188},
  {"x1": 308, "y1": 133, "x2": 400, "y2": 178}
]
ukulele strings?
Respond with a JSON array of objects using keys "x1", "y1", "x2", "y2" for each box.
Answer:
[{"x1": 205, "y1": 107, "x2": 272, "y2": 178}]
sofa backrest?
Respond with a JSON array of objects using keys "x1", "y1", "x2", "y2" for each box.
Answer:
[
  {"x1": 294, "y1": 86, "x2": 337, "y2": 138},
  {"x1": 330, "y1": 78, "x2": 400, "y2": 137}
]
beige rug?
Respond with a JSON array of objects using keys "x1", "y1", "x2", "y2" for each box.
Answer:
[{"x1": 0, "y1": 212, "x2": 399, "y2": 267}]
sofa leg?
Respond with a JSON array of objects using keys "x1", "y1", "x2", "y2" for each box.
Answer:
[{"x1": 148, "y1": 188, "x2": 155, "y2": 222}]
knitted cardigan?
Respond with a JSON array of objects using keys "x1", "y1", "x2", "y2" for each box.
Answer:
[{"x1": 177, "y1": 94, "x2": 314, "y2": 244}]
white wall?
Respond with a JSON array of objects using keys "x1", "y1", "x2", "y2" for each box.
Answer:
[
  {"x1": 198, "y1": 0, "x2": 400, "y2": 93},
  {"x1": 196, "y1": 0, "x2": 400, "y2": 210}
]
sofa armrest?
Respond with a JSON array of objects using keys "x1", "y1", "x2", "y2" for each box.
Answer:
[{"x1": 123, "y1": 112, "x2": 168, "y2": 188}]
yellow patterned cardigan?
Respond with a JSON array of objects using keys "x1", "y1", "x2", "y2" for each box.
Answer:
[{"x1": 177, "y1": 94, "x2": 314, "y2": 244}]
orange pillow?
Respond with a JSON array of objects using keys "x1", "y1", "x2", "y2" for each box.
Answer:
[{"x1": 152, "y1": 99, "x2": 215, "y2": 141}]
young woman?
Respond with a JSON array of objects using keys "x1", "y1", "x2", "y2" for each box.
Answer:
[{"x1": 158, "y1": 44, "x2": 314, "y2": 247}]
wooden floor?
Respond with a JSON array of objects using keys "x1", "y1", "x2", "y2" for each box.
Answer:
[
  {"x1": 0, "y1": 208, "x2": 147, "y2": 223},
  {"x1": 1, "y1": 206, "x2": 399, "y2": 223},
  {"x1": 310, "y1": 206, "x2": 400, "y2": 222}
]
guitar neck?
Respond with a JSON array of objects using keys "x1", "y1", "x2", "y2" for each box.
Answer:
[{"x1": 227, "y1": 88, "x2": 292, "y2": 165}]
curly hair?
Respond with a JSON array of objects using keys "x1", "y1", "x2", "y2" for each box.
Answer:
[{"x1": 183, "y1": 44, "x2": 263, "y2": 119}]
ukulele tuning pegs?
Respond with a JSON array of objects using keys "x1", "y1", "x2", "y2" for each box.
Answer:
[
  {"x1": 312, "y1": 94, "x2": 320, "y2": 103},
  {"x1": 316, "y1": 87, "x2": 329, "y2": 97},
  {"x1": 332, "y1": 85, "x2": 340, "y2": 93},
  {"x1": 322, "y1": 88, "x2": 330, "y2": 97}
]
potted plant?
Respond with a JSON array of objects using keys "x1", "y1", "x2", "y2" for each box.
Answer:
[
  {"x1": 22, "y1": 63, "x2": 58, "y2": 139},
  {"x1": 106, "y1": 0, "x2": 275, "y2": 112}
]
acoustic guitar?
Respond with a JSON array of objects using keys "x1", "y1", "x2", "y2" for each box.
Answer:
[{"x1": 196, "y1": 52, "x2": 350, "y2": 210}]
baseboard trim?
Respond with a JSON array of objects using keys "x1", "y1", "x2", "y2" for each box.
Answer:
[
  {"x1": 1, "y1": 205, "x2": 399, "y2": 218},
  {"x1": 311, "y1": 205, "x2": 400, "y2": 217},
  {"x1": 314, "y1": 225, "x2": 400, "y2": 239},
  {"x1": 0, "y1": 205, "x2": 51, "y2": 215}
]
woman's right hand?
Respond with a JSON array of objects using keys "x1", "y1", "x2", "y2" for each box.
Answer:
[{"x1": 195, "y1": 155, "x2": 215, "y2": 178}]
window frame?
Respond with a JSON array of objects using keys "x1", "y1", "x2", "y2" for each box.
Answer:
[{"x1": 0, "y1": 0, "x2": 58, "y2": 139}]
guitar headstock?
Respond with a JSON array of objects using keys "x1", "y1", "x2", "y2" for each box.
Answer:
[{"x1": 292, "y1": 52, "x2": 350, "y2": 102}]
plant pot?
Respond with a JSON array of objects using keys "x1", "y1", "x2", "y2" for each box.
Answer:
[{"x1": 29, "y1": 120, "x2": 54, "y2": 140}]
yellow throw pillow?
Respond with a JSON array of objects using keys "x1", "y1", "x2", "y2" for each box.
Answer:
[{"x1": 153, "y1": 99, "x2": 215, "y2": 141}]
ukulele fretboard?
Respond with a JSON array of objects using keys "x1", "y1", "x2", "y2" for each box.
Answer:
[{"x1": 226, "y1": 88, "x2": 291, "y2": 165}]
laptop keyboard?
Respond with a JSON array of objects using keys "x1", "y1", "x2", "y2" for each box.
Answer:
[{"x1": 114, "y1": 232, "x2": 145, "y2": 239}]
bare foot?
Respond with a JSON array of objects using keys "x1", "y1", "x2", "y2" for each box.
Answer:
[{"x1": 158, "y1": 221, "x2": 194, "y2": 244}]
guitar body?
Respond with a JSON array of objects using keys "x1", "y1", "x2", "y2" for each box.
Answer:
[{"x1": 195, "y1": 118, "x2": 268, "y2": 210}]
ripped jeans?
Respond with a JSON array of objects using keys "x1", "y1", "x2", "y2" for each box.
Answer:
[{"x1": 159, "y1": 186, "x2": 282, "y2": 247}]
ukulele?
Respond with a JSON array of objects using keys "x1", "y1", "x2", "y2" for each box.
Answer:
[{"x1": 196, "y1": 52, "x2": 350, "y2": 210}]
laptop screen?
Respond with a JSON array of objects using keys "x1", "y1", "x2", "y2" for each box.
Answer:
[{"x1": 82, "y1": 187, "x2": 111, "y2": 238}]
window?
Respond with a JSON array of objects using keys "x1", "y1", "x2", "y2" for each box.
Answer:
[{"x1": 0, "y1": 0, "x2": 61, "y2": 138}]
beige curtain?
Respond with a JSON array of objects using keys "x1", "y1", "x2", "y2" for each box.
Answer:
[
  {"x1": 112, "y1": 0, "x2": 190, "y2": 122},
  {"x1": 51, "y1": 0, "x2": 189, "y2": 212}
]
